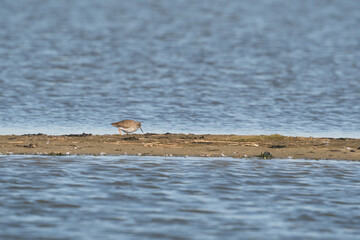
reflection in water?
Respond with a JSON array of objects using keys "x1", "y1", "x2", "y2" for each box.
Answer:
[{"x1": 1, "y1": 155, "x2": 360, "y2": 239}]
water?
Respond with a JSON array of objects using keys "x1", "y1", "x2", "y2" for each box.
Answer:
[
  {"x1": 0, "y1": 155, "x2": 359, "y2": 239},
  {"x1": 1, "y1": 2, "x2": 360, "y2": 237},
  {"x1": 0, "y1": 0, "x2": 360, "y2": 137}
]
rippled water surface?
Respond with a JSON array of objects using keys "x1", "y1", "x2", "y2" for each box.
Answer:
[
  {"x1": 0, "y1": 0, "x2": 360, "y2": 137},
  {"x1": 0, "y1": 155, "x2": 360, "y2": 239}
]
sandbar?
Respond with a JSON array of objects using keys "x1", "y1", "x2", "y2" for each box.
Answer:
[{"x1": 1, "y1": 133, "x2": 360, "y2": 160}]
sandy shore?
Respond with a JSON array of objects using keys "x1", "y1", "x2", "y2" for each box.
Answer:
[{"x1": 0, "y1": 133, "x2": 359, "y2": 160}]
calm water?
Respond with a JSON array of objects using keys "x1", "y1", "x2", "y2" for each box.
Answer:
[
  {"x1": 0, "y1": 155, "x2": 359, "y2": 239},
  {"x1": 0, "y1": 0, "x2": 360, "y2": 137}
]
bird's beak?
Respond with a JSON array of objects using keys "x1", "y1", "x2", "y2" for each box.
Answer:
[{"x1": 140, "y1": 127, "x2": 144, "y2": 133}]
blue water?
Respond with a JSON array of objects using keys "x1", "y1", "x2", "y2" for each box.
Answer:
[
  {"x1": 1, "y1": 1, "x2": 360, "y2": 239},
  {"x1": 0, "y1": 155, "x2": 360, "y2": 240},
  {"x1": 0, "y1": 0, "x2": 360, "y2": 137}
]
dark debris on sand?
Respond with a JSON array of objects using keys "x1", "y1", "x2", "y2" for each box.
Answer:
[
  {"x1": 64, "y1": 133, "x2": 92, "y2": 137},
  {"x1": 123, "y1": 136, "x2": 139, "y2": 141},
  {"x1": 258, "y1": 152, "x2": 273, "y2": 159},
  {"x1": 22, "y1": 133, "x2": 45, "y2": 136},
  {"x1": 269, "y1": 145, "x2": 286, "y2": 148}
]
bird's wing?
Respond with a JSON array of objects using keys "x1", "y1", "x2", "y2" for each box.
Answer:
[{"x1": 113, "y1": 120, "x2": 134, "y2": 128}]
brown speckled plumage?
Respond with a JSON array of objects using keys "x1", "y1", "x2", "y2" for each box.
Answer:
[{"x1": 111, "y1": 119, "x2": 143, "y2": 135}]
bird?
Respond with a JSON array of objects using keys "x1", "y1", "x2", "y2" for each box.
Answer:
[{"x1": 111, "y1": 119, "x2": 143, "y2": 135}]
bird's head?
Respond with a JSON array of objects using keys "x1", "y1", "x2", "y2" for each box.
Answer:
[{"x1": 137, "y1": 121, "x2": 144, "y2": 133}]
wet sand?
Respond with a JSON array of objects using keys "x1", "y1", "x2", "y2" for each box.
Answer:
[{"x1": 1, "y1": 133, "x2": 360, "y2": 160}]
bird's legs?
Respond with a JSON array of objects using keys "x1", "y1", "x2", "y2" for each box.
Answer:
[{"x1": 119, "y1": 129, "x2": 122, "y2": 135}]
